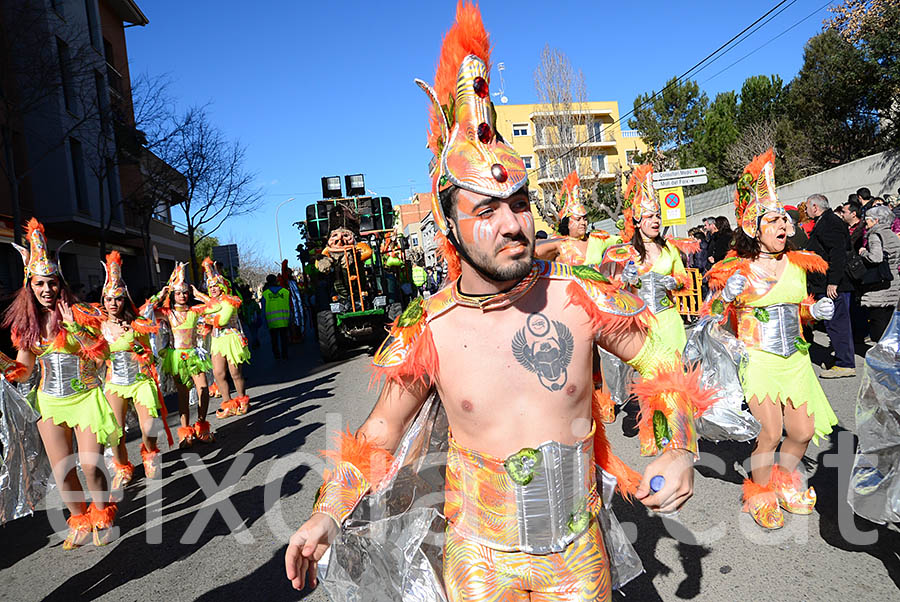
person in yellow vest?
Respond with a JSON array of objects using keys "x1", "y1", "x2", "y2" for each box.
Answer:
[
  {"x1": 262, "y1": 274, "x2": 291, "y2": 360},
  {"x1": 411, "y1": 263, "x2": 427, "y2": 295}
]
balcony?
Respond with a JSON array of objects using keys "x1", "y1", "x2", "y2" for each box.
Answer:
[
  {"x1": 537, "y1": 169, "x2": 616, "y2": 186},
  {"x1": 529, "y1": 107, "x2": 613, "y2": 120},
  {"x1": 533, "y1": 137, "x2": 616, "y2": 153},
  {"x1": 621, "y1": 129, "x2": 641, "y2": 138},
  {"x1": 106, "y1": 62, "x2": 123, "y2": 100}
]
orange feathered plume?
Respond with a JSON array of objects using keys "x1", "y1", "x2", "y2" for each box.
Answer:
[
  {"x1": 742, "y1": 478, "x2": 776, "y2": 505},
  {"x1": 562, "y1": 170, "x2": 579, "y2": 195},
  {"x1": 734, "y1": 148, "x2": 775, "y2": 219},
  {"x1": 621, "y1": 207, "x2": 635, "y2": 242},
  {"x1": 25, "y1": 217, "x2": 44, "y2": 239},
  {"x1": 629, "y1": 361, "x2": 719, "y2": 420},
  {"x1": 770, "y1": 464, "x2": 805, "y2": 490},
  {"x1": 786, "y1": 250, "x2": 827, "y2": 274},
  {"x1": 436, "y1": 231, "x2": 461, "y2": 282},
  {"x1": 427, "y1": 1, "x2": 491, "y2": 156},
  {"x1": 105, "y1": 250, "x2": 122, "y2": 267},
  {"x1": 369, "y1": 322, "x2": 439, "y2": 390},
  {"x1": 88, "y1": 502, "x2": 117, "y2": 529},
  {"x1": 625, "y1": 164, "x2": 652, "y2": 204},
  {"x1": 667, "y1": 237, "x2": 701, "y2": 256},
  {"x1": 321, "y1": 429, "x2": 396, "y2": 488}
]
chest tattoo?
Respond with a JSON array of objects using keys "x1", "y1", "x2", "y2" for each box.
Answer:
[{"x1": 511, "y1": 312, "x2": 574, "y2": 392}]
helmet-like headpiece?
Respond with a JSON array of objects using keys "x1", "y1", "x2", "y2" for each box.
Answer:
[
  {"x1": 626, "y1": 164, "x2": 660, "y2": 221},
  {"x1": 167, "y1": 262, "x2": 188, "y2": 292},
  {"x1": 101, "y1": 251, "x2": 127, "y2": 299},
  {"x1": 11, "y1": 219, "x2": 60, "y2": 286},
  {"x1": 557, "y1": 171, "x2": 587, "y2": 222},
  {"x1": 416, "y1": 1, "x2": 527, "y2": 235},
  {"x1": 735, "y1": 148, "x2": 784, "y2": 238},
  {"x1": 202, "y1": 257, "x2": 230, "y2": 293}
]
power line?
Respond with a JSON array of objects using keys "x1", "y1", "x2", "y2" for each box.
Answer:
[{"x1": 528, "y1": 0, "x2": 798, "y2": 179}]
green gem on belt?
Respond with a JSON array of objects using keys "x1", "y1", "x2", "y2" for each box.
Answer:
[
  {"x1": 711, "y1": 299, "x2": 725, "y2": 315},
  {"x1": 754, "y1": 307, "x2": 770, "y2": 323},
  {"x1": 794, "y1": 337, "x2": 811, "y2": 353},
  {"x1": 70, "y1": 377, "x2": 86, "y2": 393},
  {"x1": 504, "y1": 448, "x2": 543, "y2": 486},
  {"x1": 653, "y1": 410, "x2": 671, "y2": 450},
  {"x1": 132, "y1": 342, "x2": 145, "y2": 355},
  {"x1": 568, "y1": 499, "x2": 590, "y2": 534}
]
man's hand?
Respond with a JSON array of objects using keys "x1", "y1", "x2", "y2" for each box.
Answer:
[
  {"x1": 635, "y1": 448, "x2": 694, "y2": 513},
  {"x1": 285, "y1": 513, "x2": 339, "y2": 591},
  {"x1": 826, "y1": 284, "x2": 838, "y2": 299},
  {"x1": 721, "y1": 273, "x2": 748, "y2": 303},
  {"x1": 810, "y1": 297, "x2": 835, "y2": 321}
]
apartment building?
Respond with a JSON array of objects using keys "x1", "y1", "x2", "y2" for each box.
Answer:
[{"x1": 0, "y1": 0, "x2": 188, "y2": 298}]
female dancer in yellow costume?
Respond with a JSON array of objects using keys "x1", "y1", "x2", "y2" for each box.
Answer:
[
  {"x1": 2, "y1": 219, "x2": 119, "y2": 549},
  {"x1": 100, "y1": 251, "x2": 172, "y2": 490},
  {"x1": 192, "y1": 258, "x2": 250, "y2": 419},
  {"x1": 602, "y1": 165, "x2": 697, "y2": 355},
  {"x1": 142, "y1": 262, "x2": 214, "y2": 448},
  {"x1": 705, "y1": 149, "x2": 838, "y2": 529}
]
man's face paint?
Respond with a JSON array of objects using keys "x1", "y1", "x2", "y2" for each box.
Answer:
[
  {"x1": 757, "y1": 212, "x2": 789, "y2": 253},
  {"x1": 451, "y1": 188, "x2": 535, "y2": 283},
  {"x1": 568, "y1": 214, "x2": 588, "y2": 239},
  {"x1": 639, "y1": 213, "x2": 661, "y2": 239}
]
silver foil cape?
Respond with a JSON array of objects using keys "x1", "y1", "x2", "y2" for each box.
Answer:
[
  {"x1": 684, "y1": 318, "x2": 761, "y2": 442},
  {"x1": 848, "y1": 309, "x2": 900, "y2": 524},
  {"x1": 0, "y1": 376, "x2": 52, "y2": 524},
  {"x1": 599, "y1": 348, "x2": 634, "y2": 407},
  {"x1": 318, "y1": 393, "x2": 643, "y2": 601}
]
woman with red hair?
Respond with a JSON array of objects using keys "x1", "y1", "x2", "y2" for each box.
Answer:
[
  {"x1": 99, "y1": 251, "x2": 170, "y2": 491},
  {"x1": 2, "y1": 219, "x2": 118, "y2": 549}
]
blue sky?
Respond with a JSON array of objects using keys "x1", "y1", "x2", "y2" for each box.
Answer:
[{"x1": 126, "y1": 0, "x2": 832, "y2": 266}]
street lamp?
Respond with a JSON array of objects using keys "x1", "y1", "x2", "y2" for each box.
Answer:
[{"x1": 275, "y1": 197, "x2": 296, "y2": 263}]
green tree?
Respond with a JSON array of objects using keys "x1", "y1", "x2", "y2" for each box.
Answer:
[
  {"x1": 694, "y1": 91, "x2": 740, "y2": 188},
  {"x1": 628, "y1": 77, "x2": 708, "y2": 168},
  {"x1": 194, "y1": 229, "x2": 220, "y2": 264},
  {"x1": 786, "y1": 29, "x2": 882, "y2": 169},
  {"x1": 736, "y1": 75, "x2": 785, "y2": 131}
]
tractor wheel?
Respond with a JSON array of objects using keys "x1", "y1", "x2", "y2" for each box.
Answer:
[
  {"x1": 387, "y1": 302, "x2": 403, "y2": 322},
  {"x1": 317, "y1": 310, "x2": 340, "y2": 361}
]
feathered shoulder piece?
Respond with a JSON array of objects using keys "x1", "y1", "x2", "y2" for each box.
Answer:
[
  {"x1": 705, "y1": 253, "x2": 750, "y2": 291},
  {"x1": 590, "y1": 230, "x2": 611, "y2": 240},
  {"x1": 371, "y1": 296, "x2": 441, "y2": 389},
  {"x1": 602, "y1": 243, "x2": 639, "y2": 264},
  {"x1": 72, "y1": 302, "x2": 104, "y2": 330},
  {"x1": 786, "y1": 250, "x2": 827, "y2": 274},
  {"x1": 666, "y1": 237, "x2": 701, "y2": 256}
]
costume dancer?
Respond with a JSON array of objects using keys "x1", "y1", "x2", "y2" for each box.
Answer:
[
  {"x1": 142, "y1": 263, "x2": 214, "y2": 447},
  {"x1": 286, "y1": 5, "x2": 714, "y2": 599},
  {"x1": 705, "y1": 149, "x2": 838, "y2": 529},
  {"x1": 602, "y1": 165, "x2": 698, "y2": 356},
  {"x1": 2, "y1": 219, "x2": 118, "y2": 549},
  {"x1": 100, "y1": 252, "x2": 172, "y2": 491},
  {"x1": 535, "y1": 171, "x2": 619, "y2": 265},
  {"x1": 192, "y1": 258, "x2": 250, "y2": 419}
]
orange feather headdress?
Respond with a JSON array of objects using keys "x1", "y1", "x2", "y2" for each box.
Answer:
[
  {"x1": 416, "y1": 1, "x2": 527, "y2": 236},
  {"x1": 101, "y1": 251, "x2": 127, "y2": 299},
  {"x1": 557, "y1": 170, "x2": 587, "y2": 223},
  {"x1": 624, "y1": 164, "x2": 659, "y2": 222},
  {"x1": 11, "y1": 218, "x2": 61, "y2": 286},
  {"x1": 734, "y1": 148, "x2": 786, "y2": 238}
]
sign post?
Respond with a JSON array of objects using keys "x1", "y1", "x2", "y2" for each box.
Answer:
[
  {"x1": 654, "y1": 167, "x2": 707, "y2": 234},
  {"x1": 658, "y1": 186, "x2": 686, "y2": 227}
]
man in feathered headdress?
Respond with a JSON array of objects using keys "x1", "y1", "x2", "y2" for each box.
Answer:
[
  {"x1": 286, "y1": 4, "x2": 713, "y2": 599},
  {"x1": 535, "y1": 171, "x2": 619, "y2": 265}
]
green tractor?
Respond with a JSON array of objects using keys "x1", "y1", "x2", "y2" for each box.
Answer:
[{"x1": 305, "y1": 192, "x2": 404, "y2": 361}]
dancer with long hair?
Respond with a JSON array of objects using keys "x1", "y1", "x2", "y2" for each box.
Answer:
[
  {"x1": 141, "y1": 263, "x2": 213, "y2": 448},
  {"x1": 706, "y1": 149, "x2": 838, "y2": 529},
  {"x1": 193, "y1": 258, "x2": 250, "y2": 419},
  {"x1": 2, "y1": 219, "x2": 118, "y2": 549},
  {"x1": 99, "y1": 252, "x2": 171, "y2": 491}
]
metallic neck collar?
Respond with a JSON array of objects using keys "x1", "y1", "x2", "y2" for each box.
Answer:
[{"x1": 452, "y1": 263, "x2": 540, "y2": 312}]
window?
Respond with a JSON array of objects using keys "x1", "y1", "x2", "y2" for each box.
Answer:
[
  {"x1": 57, "y1": 38, "x2": 74, "y2": 111},
  {"x1": 625, "y1": 150, "x2": 639, "y2": 165},
  {"x1": 591, "y1": 155, "x2": 608, "y2": 174},
  {"x1": 411, "y1": 235, "x2": 419, "y2": 247},
  {"x1": 69, "y1": 138, "x2": 88, "y2": 212},
  {"x1": 512, "y1": 123, "x2": 530, "y2": 137},
  {"x1": 590, "y1": 121, "x2": 605, "y2": 142},
  {"x1": 84, "y1": 0, "x2": 99, "y2": 49},
  {"x1": 154, "y1": 199, "x2": 172, "y2": 224},
  {"x1": 522, "y1": 156, "x2": 533, "y2": 170},
  {"x1": 105, "y1": 159, "x2": 118, "y2": 218},
  {"x1": 94, "y1": 70, "x2": 109, "y2": 132}
]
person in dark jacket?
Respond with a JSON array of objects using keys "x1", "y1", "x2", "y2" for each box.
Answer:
[
  {"x1": 708, "y1": 215, "x2": 732, "y2": 264},
  {"x1": 805, "y1": 194, "x2": 856, "y2": 377},
  {"x1": 785, "y1": 206, "x2": 808, "y2": 249}
]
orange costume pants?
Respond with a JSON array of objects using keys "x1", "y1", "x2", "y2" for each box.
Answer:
[{"x1": 443, "y1": 518, "x2": 610, "y2": 601}]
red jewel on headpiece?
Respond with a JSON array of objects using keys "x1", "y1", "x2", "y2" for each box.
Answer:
[
  {"x1": 473, "y1": 77, "x2": 488, "y2": 98},
  {"x1": 491, "y1": 163, "x2": 508, "y2": 182},
  {"x1": 477, "y1": 123, "x2": 492, "y2": 143}
]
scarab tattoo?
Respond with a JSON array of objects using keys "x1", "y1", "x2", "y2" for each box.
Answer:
[{"x1": 511, "y1": 312, "x2": 574, "y2": 392}]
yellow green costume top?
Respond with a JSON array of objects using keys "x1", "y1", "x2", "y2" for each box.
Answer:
[
  {"x1": 193, "y1": 257, "x2": 250, "y2": 366},
  {"x1": 705, "y1": 251, "x2": 838, "y2": 443},
  {"x1": 102, "y1": 318, "x2": 163, "y2": 417}
]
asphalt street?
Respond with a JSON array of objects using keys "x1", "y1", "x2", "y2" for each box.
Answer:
[{"x1": 0, "y1": 326, "x2": 898, "y2": 601}]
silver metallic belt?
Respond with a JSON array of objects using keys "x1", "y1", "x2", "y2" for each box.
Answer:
[
  {"x1": 39, "y1": 353, "x2": 100, "y2": 397},
  {"x1": 742, "y1": 303, "x2": 803, "y2": 357},
  {"x1": 636, "y1": 271, "x2": 674, "y2": 314},
  {"x1": 108, "y1": 351, "x2": 141, "y2": 386}
]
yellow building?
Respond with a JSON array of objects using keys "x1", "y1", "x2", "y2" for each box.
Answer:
[{"x1": 494, "y1": 101, "x2": 648, "y2": 233}]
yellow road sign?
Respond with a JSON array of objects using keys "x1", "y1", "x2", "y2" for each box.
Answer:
[{"x1": 658, "y1": 186, "x2": 686, "y2": 226}]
